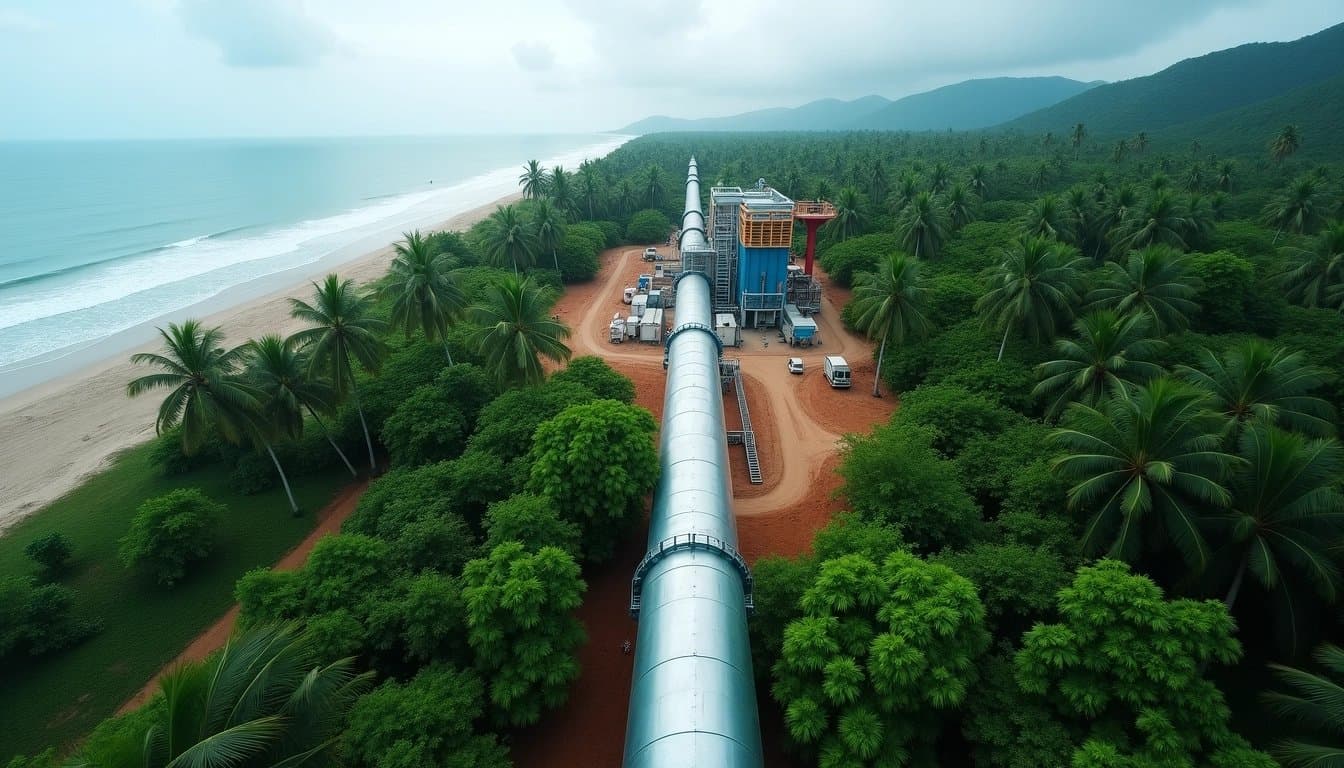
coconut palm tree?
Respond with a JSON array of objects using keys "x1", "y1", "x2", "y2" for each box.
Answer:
[
  {"x1": 894, "y1": 190, "x2": 950, "y2": 260},
  {"x1": 481, "y1": 204, "x2": 538, "y2": 276},
  {"x1": 1208, "y1": 424, "x2": 1343, "y2": 616},
  {"x1": 1112, "y1": 139, "x2": 1129, "y2": 164},
  {"x1": 1264, "y1": 644, "x2": 1344, "y2": 767},
  {"x1": 1263, "y1": 175, "x2": 1330, "y2": 243},
  {"x1": 850, "y1": 253, "x2": 934, "y2": 397},
  {"x1": 1071, "y1": 122, "x2": 1087, "y2": 156},
  {"x1": 1183, "y1": 193, "x2": 1216, "y2": 249},
  {"x1": 977, "y1": 236, "x2": 1086, "y2": 360},
  {"x1": 866, "y1": 161, "x2": 888, "y2": 205},
  {"x1": 1050, "y1": 377, "x2": 1238, "y2": 570},
  {"x1": 1272, "y1": 124, "x2": 1301, "y2": 164},
  {"x1": 575, "y1": 161, "x2": 602, "y2": 219},
  {"x1": 928, "y1": 162, "x2": 950, "y2": 193},
  {"x1": 1087, "y1": 244, "x2": 1201, "y2": 333},
  {"x1": 289, "y1": 274, "x2": 387, "y2": 472},
  {"x1": 244, "y1": 334, "x2": 356, "y2": 479},
  {"x1": 518, "y1": 159, "x2": 548, "y2": 199},
  {"x1": 1061, "y1": 186, "x2": 1098, "y2": 252},
  {"x1": 968, "y1": 164, "x2": 989, "y2": 200},
  {"x1": 236, "y1": 337, "x2": 314, "y2": 512},
  {"x1": 1092, "y1": 170, "x2": 1111, "y2": 202},
  {"x1": 1135, "y1": 131, "x2": 1149, "y2": 155},
  {"x1": 814, "y1": 178, "x2": 833, "y2": 202},
  {"x1": 1176, "y1": 340, "x2": 1336, "y2": 439},
  {"x1": 826, "y1": 186, "x2": 866, "y2": 243},
  {"x1": 1215, "y1": 160, "x2": 1235, "y2": 192},
  {"x1": 1281, "y1": 222, "x2": 1344, "y2": 309},
  {"x1": 1092, "y1": 184, "x2": 1140, "y2": 260},
  {"x1": 69, "y1": 624, "x2": 371, "y2": 768},
  {"x1": 1112, "y1": 190, "x2": 1190, "y2": 253},
  {"x1": 1021, "y1": 193, "x2": 1074, "y2": 243},
  {"x1": 468, "y1": 275, "x2": 571, "y2": 387},
  {"x1": 532, "y1": 198, "x2": 568, "y2": 275},
  {"x1": 547, "y1": 165, "x2": 577, "y2": 221},
  {"x1": 891, "y1": 171, "x2": 920, "y2": 213},
  {"x1": 615, "y1": 178, "x2": 636, "y2": 218},
  {"x1": 944, "y1": 182, "x2": 977, "y2": 231},
  {"x1": 384, "y1": 229, "x2": 466, "y2": 361},
  {"x1": 1033, "y1": 310, "x2": 1165, "y2": 418},
  {"x1": 127, "y1": 320, "x2": 257, "y2": 454},
  {"x1": 645, "y1": 164, "x2": 665, "y2": 209},
  {"x1": 1184, "y1": 163, "x2": 1204, "y2": 192},
  {"x1": 1029, "y1": 162, "x2": 1051, "y2": 190}
]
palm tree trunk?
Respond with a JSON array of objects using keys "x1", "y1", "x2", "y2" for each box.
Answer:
[
  {"x1": 872, "y1": 336, "x2": 887, "y2": 397},
  {"x1": 1272, "y1": 226, "x2": 1283, "y2": 245},
  {"x1": 997, "y1": 325, "x2": 1011, "y2": 362},
  {"x1": 304, "y1": 404, "x2": 357, "y2": 478},
  {"x1": 263, "y1": 442, "x2": 299, "y2": 514},
  {"x1": 442, "y1": 340, "x2": 454, "y2": 366},
  {"x1": 552, "y1": 247, "x2": 560, "y2": 274},
  {"x1": 1224, "y1": 551, "x2": 1250, "y2": 610},
  {"x1": 351, "y1": 385, "x2": 378, "y2": 474}
]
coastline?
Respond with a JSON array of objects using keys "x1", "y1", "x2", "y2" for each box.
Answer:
[{"x1": 0, "y1": 192, "x2": 519, "y2": 533}]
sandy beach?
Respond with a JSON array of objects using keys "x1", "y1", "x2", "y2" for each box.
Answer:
[{"x1": 0, "y1": 192, "x2": 519, "y2": 534}]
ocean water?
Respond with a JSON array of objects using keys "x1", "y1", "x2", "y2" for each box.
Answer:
[{"x1": 0, "y1": 133, "x2": 628, "y2": 390}]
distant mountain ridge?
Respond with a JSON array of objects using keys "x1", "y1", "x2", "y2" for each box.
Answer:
[
  {"x1": 1001, "y1": 21, "x2": 1344, "y2": 135},
  {"x1": 617, "y1": 77, "x2": 1098, "y2": 134}
]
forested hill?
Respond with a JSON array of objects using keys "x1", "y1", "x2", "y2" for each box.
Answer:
[
  {"x1": 617, "y1": 76, "x2": 1095, "y2": 133},
  {"x1": 1002, "y1": 21, "x2": 1344, "y2": 136},
  {"x1": 1161, "y1": 72, "x2": 1344, "y2": 161},
  {"x1": 849, "y1": 77, "x2": 1098, "y2": 131}
]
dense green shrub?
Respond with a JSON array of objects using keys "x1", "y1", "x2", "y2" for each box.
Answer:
[
  {"x1": 924, "y1": 273, "x2": 982, "y2": 327},
  {"x1": 381, "y1": 387, "x2": 470, "y2": 468},
  {"x1": 979, "y1": 200, "x2": 1029, "y2": 222},
  {"x1": 343, "y1": 665, "x2": 509, "y2": 768},
  {"x1": 1187, "y1": 249, "x2": 1256, "y2": 332},
  {"x1": 838, "y1": 421, "x2": 983, "y2": 552},
  {"x1": 625, "y1": 209, "x2": 670, "y2": 243},
  {"x1": 939, "y1": 220, "x2": 1018, "y2": 273},
  {"x1": 149, "y1": 428, "x2": 222, "y2": 475},
  {"x1": 483, "y1": 493, "x2": 581, "y2": 558},
  {"x1": 462, "y1": 542, "x2": 585, "y2": 726},
  {"x1": 118, "y1": 489, "x2": 222, "y2": 587},
  {"x1": 590, "y1": 219, "x2": 623, "y2": 248},
  {"x1": 469, "y1": 380, "x2": 597, "y2": 467},
  {"x1": 894, "y1": 383, "x2": 1018, "y2": 455},
  {"x1": 554, "y1": 225, "x2": 603, "y2": 282},
  {"x1": 550, "y1": 356, "x2": 635, "y2": 403},
  {"x1": 346, "y1": 452, "x2": 509, "y2": 537},
  {"x1": 0, "y1": 578, "x2": 100, "y2": 661},
  {"x1": 817, "y1": 232, "x2": 900, "y2": 287},
  {"x1": 527, "y1": 400, "x2": 659, "y2": 563},
  {"x1": 24, "y1": 533, "x2": 73, "y2": 578},
  {"x1": 935, "y1": 542, "x2": 1069, "y2": 638}
]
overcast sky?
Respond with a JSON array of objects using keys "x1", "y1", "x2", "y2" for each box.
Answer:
[{"x1": 0, "y1": 0, "x2": 1339, "y2": 139}]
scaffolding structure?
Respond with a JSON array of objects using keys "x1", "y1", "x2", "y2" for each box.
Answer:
[
  {"x1": 709, "y1": 187, "x2": 743, "y2": 312},
  {"x1": 786, "y1": 270, "x2": 822, "y2": 315}
]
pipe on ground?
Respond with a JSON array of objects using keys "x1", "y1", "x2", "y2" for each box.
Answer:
[{"x1": 621, "y1": 158, "x2": 764, "y2": 768}]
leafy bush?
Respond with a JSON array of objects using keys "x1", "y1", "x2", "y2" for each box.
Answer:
[
  {"x1": 462, "y1": 542, "x2": 585, "y2": 726},
  {"x1": 935, "y1": 542, "x2": 1068, "y2": 639},
  {"x1": 894, "y1": 383, "x2": 1018, "y2": 455},
  {"x1": 550, "y1": 356, "x2": 635, "y2": 403},
  {"x1": 625, "y1": 209, "x2": 670, "y2": 243},
  {"x1": 1187, "y1": 249, "x2": 1255, "y2": 332},
  {"x1": 838, "y1": 421, "x2": 983, "y2": 552},
  {"x1": 149, "y1": 428, "x2": 222, "y2": 475},
  {"x1": 590, "y1": 219, "x2": 623, "y2": 248},
  {"x1": 818, "y1": 233, "x2": 900, "y2": 287},
  {"x1": 939, "y1": 220, "x2": 1018, "y2": 273},
  {"x1": 483, "y1": 493, "x2": 581, "y2": 558},
  {"x1": 24, "y1": 533, "x2": 73, "y2": 577},
  {"x1": 924, "y1": 273, "x2": 982, "y2": 327},
  {"x1": 979, "y1": 200, "x2": 1029, "y2": 222},
  {"x1": 469, "y1": 380, "x2": 597, "y2": 467},
  {"x1": 343, "y1": 665, "x2": 509, "y2": 768},
  {"x1": 527, "y1": 400, "x2": 659, "y2": 563},
  {"x1": 118, "y1": 489, "x2": 222, "y2": 587},
  {"x1": 0, "y1": 577, "x2": 100, "y2": 661},
  {"x1": 346, "y1": 452, "x2": 510, "y2": 537},
  {"x1": 555, "y1": 225, "x2": 603, "y2": 282},
  {"x1": 381, "y1": 386, "x2": 470, "y2": 468}
]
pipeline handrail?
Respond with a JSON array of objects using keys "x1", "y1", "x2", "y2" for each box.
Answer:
[{"x1": 629, "y1": 533, "x2": 754, "y2": 618}]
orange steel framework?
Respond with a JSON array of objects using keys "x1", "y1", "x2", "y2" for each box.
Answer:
[
  {"x1": 792, "y1": 200, "x2": 836, "y2": 275},
  {"x1": 737, "y1": 204, "x2": 794, "y2": 248}
]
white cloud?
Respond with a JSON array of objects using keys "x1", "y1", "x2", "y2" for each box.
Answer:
[
  {"x1": 511, "y1": 40, "x2": 556, "y2": 72},
  {"x1": 177, "y1": 0, "x2": 336, "y2": 67}
]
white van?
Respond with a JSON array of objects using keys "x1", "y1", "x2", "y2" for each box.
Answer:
[{"x1": 823, "y1": 356, "x2": 851, "y2": 388}]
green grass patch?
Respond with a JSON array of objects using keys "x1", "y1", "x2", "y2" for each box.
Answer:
[{"x1": 0, "y1": 441, "x2": 349, "y2": 760}]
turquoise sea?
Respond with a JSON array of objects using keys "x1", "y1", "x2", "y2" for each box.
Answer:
[{"x1": 0, "y1": 134, "x2": 628, "y2": 391}]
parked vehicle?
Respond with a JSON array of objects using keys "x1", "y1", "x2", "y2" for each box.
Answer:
[
  {"x1": 823, "y1": 355, "x2": 851, "y2": 388},
  {"x1": 787, "y1": 357, "x2": 804, "y2": 374},
  {"x1": 623, "y1": 287, "x2": 635, "y2": 304},
  {"x1": 643, "y1": 247, "x2": 659, "y2": 261},
  {"x1": 782, "y1": 304, "x2": 818, "y2": 347}
]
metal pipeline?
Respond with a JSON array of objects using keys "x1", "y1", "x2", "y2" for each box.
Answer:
[{"x1": 622, "y1": 159, "x2": 763, "y2": 767}]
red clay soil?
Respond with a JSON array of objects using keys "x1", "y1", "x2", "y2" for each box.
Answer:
[{"x1": 116, "y1": 480, "x2": 368, "y2": 714}]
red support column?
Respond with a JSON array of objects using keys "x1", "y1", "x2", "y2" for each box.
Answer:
[{"x1": 802, "y1": 219, "x2": 825, "y2": 275}]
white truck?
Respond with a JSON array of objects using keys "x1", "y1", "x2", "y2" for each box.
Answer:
[{"x1": 823, "y1": 355, "x2": 851, "y2": 389}]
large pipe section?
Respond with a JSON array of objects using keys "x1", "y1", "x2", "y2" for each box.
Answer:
[{"x1": 622, "y1": 159, "x2": 763, "y2": 767}]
